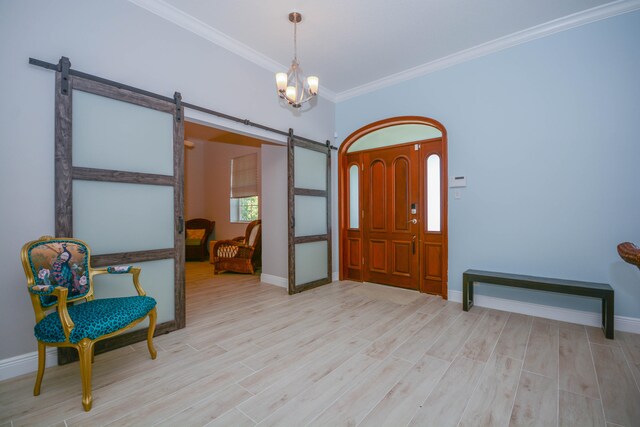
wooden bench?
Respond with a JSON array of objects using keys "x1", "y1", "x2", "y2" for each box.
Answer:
[{"x1": 462, "y1": 269, "x2": 615, "y2": 339}]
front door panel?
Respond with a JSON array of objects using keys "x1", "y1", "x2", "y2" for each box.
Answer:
[{"x1": 363, "y1": 145, "x2": 419, "y2": 289}]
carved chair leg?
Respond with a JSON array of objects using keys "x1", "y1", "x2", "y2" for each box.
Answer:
[
  {"x1": 34, "y1": 341, "x2": 46, "y2": 396},
  {"x1": 147, "y1": 307, "x2": 158, "y2": 360},
  {"x1": 77, "y1": 339, "x2": 94, "y2": 411}
]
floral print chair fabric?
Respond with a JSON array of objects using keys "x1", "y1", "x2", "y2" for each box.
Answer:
[
  {"x1": 28, "y1": 240, "x2": 91, "y2": 307},
  {"x1": 21, "y1": 236, "x2": 158, "y2": 412}
]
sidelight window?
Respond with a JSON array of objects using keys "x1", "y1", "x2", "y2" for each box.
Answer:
[
  {"x1": 349, "y1": 164, "x2": 359, "y2": 228},
  {"x1": 426, "y1": 154, "x2": 441, "y2": 232}
]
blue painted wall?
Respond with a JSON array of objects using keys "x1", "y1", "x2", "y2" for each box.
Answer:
[{"x1": 336, "y1": 10, "x2": 640, "y2": 317}]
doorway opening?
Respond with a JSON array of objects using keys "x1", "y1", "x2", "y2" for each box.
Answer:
[
  {"x1": 338, "y1": 116, "x2": 448, "y2": 298},
  {"x1": 183, "y1": 119, "x2": 285, "y2": 318}
]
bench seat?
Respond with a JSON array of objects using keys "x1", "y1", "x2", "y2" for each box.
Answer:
[{"x1": 462, "y1": 269, "x2": 614, "y2": 339}]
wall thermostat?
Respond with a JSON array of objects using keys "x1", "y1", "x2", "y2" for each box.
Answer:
[{"x1": 449, "y1": 176, "x2": 467, "y2": 188}]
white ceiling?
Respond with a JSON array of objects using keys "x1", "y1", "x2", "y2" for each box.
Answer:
[{"x1": 132, "y1": 0, "x2": 637, "y2": 99}]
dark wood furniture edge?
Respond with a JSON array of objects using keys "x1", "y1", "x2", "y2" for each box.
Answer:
[
  {"x1": 58, "y1": 320, "x2": 177, "y2": 365},
  {"x1": 462, "y1": 269, "x2": 614, "y2": 339}
]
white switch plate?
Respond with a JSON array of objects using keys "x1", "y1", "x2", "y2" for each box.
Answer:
[{"x1": 454, "y1": 190, "x2": 461, "y2": 199}]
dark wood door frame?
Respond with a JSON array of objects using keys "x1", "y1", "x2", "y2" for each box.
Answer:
[{"x1": 338, "y1": 116, "x2": 449, "y2": 298}]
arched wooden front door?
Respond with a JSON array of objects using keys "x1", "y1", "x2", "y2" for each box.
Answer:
[{"x1": 338, "y1": 117, "x2": 448, "y2": 298}]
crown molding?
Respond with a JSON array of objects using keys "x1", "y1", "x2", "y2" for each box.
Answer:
[
  {"x1": 335, "y1": 0, "x2": 640, "y2": 102},
  {"x1": 127, "y1": 0, "x2": 337, "y2": 102},
  {"x1": 129, "y1": 0, "x2": 638, "y2": 105}
]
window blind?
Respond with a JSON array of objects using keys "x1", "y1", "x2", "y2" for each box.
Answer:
[{"x1": 231, "y1": 153, "x2": 258, "y2": 198}]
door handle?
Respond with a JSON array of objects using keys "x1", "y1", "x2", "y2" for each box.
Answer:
[
  {"x1": 178, "y1": 216, "x2": 184, "y2": 234},
  {"x1": 408, "y1": 218, "x2": 418, "y2": 224},
  {"x1": 412, "y1": 235, "x2": 416, "y2": 254}
]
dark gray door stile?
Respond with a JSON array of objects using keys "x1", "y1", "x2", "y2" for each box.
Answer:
[{"x1": 288, "y1": 129, "x2": 333, "y2": 294}]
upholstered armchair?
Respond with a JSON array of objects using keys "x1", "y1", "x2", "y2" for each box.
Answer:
[
  {"x1": 212, "y1": 220, "x2": 262, "y2": 274},
  {"x1": 185, "y1": 218, "x2": 215, "y2": 261},
  {"x1": 21, "y1": 236, "x2": 158, "y2": 411}
]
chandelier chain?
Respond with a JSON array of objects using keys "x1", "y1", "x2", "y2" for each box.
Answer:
[{"x1": 293, "y1": 18, "x2": 298, "y2": 61}]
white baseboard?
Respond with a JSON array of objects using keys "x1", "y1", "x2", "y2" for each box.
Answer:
[
  {"x1": 260, "y1": 273, "x2": 287, "y2": 288},
  {"x1": 261, "y1": 273, "x2": 340, "y2": 288},
  {"x1": 0, "y1": 348, "x2": 58, "y2": 382},
  {"x1": 448, "y1": 290, "x2": 640, "y2": 334}
]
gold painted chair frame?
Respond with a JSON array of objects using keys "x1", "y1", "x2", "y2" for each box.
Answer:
[{"x1": 21, "y1": 236, "x2": 157, "y2": 411}]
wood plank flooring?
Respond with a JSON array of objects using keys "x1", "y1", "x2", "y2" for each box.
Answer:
[{"x1": 1, "y1": 261, "x2": 639, "y2": 426}]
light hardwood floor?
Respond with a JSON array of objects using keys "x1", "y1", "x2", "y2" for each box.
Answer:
[{"x1": 1, "y1": 261, "x2": 639, "y2": 426}]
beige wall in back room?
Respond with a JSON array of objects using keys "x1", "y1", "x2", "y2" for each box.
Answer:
[
  {"x1": 185, "y1": 139, "x2": 262, "y2": 241},
  {"x1": 184, "y1": 141, "x2": 206, "y2": 219}
]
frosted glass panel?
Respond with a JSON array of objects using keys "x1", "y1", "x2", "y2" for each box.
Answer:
[
  {"x1": 295, "y1": 241, "x2": 328, "y2": 285},
  {"x1": 72, "y1": 90, "x2": 174, "y2": 175},
  {"x1": 349, "y1": 165, "x2": 359, "y2": 228},
  {"x1": 73, "y1": 180, "x2": 174, "y2": 254},
  {"x1": 348, "y1": 124, "x2": 442, "y2": 153},
  {"x1": 93, "y1": 259, "x2": 174, "y2": 326},
  {"x1": 294, "y1": 195, "x2": 327, "y2": 237},
  {"x1": 294, "y1": 146, "x2": 326, "y2": 190},
  {"x1": 427, "y1": 154, "x2": 441, "y2": 232}
]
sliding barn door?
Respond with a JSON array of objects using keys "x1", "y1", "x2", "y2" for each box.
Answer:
[
  {"x1": 55, "y1": 59, "x2": 184, "y2": 363},
  {"x1": 288, "y1": 132, "x2": 332, "y2": 294}
]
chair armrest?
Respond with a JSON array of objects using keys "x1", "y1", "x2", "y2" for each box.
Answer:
[
  {"x1": 213, "y1": 240, "x2": 248, "y2": 259},
  {"x1": 53, "y1": 287, "x2": 74, "y2": 342},
  {"x1": 106, "y1": 265, "x2": 133, "y2": 274},
  {"x1": 233, "y1": 236, "x2": 245, "y2": 243},
  {"x1": 28, "y1": 286, "x2": 74, "y2": 342},
  {"x1": 92, "y1": 266, "x2": 146, "y2": 297},
  {"x1": 213, "y1": 240, "x2": 255, "y2": 260},
  {"x1": 28, "y1": 284, "x2": 56, "y2": 295}
]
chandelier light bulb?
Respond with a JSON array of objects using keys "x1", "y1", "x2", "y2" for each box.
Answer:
[
  {"x1": 276, "y1": 73, "x2": 288, "y2": 92},
  {"x1": 286, "y1": 86, "x2": 297, "y2": 103},
  {"x1": 307, "y1": 76, "x2": 319, "y2": 95}
]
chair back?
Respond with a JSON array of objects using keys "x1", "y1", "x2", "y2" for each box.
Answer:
[
  {"x1": 245, "y1": 220, "x2": 262, "y2": 249},
  {"x1": 185, "y1": 218, "x2": 215, "y2": 243},
  {"x1": 21, "y1": 236, "x2": 94, "y2": 317}
]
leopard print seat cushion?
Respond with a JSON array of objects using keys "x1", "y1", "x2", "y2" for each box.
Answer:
[{"x1": 34, "y1": 296, "x2": 156, "y2": 344}]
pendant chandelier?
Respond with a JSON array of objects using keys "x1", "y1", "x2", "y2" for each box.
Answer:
[{"x1": 275, "y1": 12, "x2": 319, "y2": 108}]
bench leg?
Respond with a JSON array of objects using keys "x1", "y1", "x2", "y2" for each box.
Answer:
[
  {"x1": 602, "y1": 294, "x2": 614, "y2": 340},
  {"x1": 463, "y1": 274, "x2": 474, "y2": 311}
]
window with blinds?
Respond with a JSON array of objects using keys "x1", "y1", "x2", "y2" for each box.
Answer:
[
  {"x1": 230, "y1": 153, "x2": 259, "y2": 223},
  {"x1": 230, "y1": 153, "x2": 258, "y2": 198}
]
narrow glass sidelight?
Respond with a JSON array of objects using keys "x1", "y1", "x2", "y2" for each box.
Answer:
[
  {"x1": 349, "y1": 164, "x2": 359, "y2": 228},
  {"x1": 426, "y1": 154, "x2": 441, "y2": 232}
]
